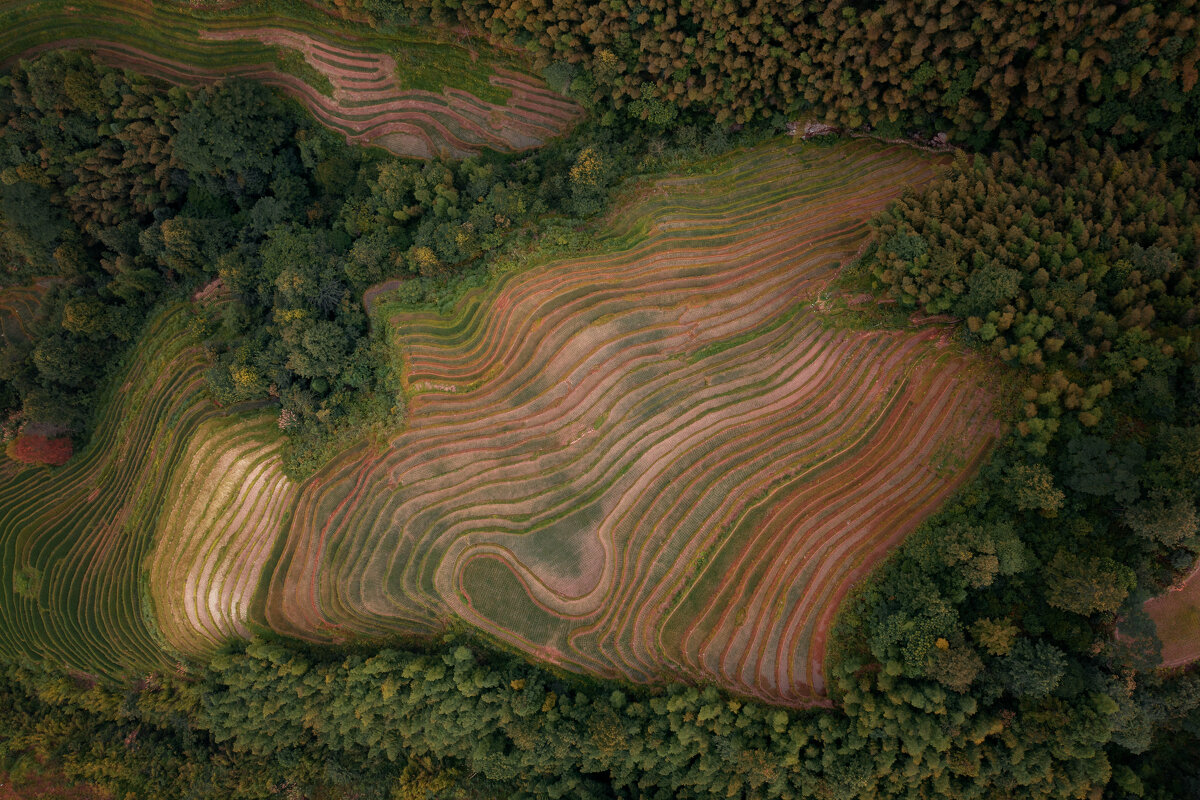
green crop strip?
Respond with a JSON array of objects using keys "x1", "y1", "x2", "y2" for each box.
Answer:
[{"x1": 686, "y1": 301, "x2": 806, "y2": 364}]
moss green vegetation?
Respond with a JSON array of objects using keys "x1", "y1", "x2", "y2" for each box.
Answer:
[
  {"x1": 388, "y1": 28, "x2": 508, "y2": 104},
  {"x1": 271, "y1": 44, "x2": 335, "y2": 96}
]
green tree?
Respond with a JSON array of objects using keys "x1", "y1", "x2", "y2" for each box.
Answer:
[
  {"x1": 970, "y1": 617, "x2": 1018, "y2": 656},
  {"x1": 1003, "y1": 638, "x2": 1068, "y2": 699},
  {"x1": 1043, "y1": 550, "x2": 1136, "y2": 617},
  {"x1": 174, "y1": 80, "x2": 294, "y2": 204}
]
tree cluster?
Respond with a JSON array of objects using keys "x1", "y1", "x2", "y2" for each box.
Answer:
[
  {"x1": 0, "y1": 661, "x2": 416, "y2": 800},
  {"x1": 3, "y1": 617, "x2": 1198, "y2": 800},
  {"x1": 0, "y1": 52, "x2": 187, "y2": 431},
  {"x1": 835, "y1": 141, "x2": 1200, "y2": 798},
  {"x1": 351, "y1": 0, "x2": 1199, "y2": 155},
  {"x1": 867, "y1": 142, "x2": 1200, "y2": 451}
]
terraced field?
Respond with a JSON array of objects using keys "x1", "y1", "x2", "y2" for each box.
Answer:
[
  {"x1": 0, "y1": 140, "x2": 1001, "y2": 699},
  {"x1": 148, "y1": 413, "x2": 293, "y2": 657},
  {"x1": 263, "y1": 139, "x2": 1003, "y2": 704},
  {"x1": 0, "y1": 0, "x2": 580, "y2": 158},
  {"x1": 0, "y1": 303, "x2": 266, "y2": 677}
]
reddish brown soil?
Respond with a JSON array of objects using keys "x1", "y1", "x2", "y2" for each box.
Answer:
[
  {"x1": 191, "y1": 277, "x2": 224, "y2": 302},
  {"x1": 1146, "y1": 562, "x2": 1200, "y2": 668},
  {"x1": 0, "y1": 771, "x2": 108, "y2": 800},
  {"x1": 10, "y1": 435, "x2": 73, "y2": 466},
  {"x1": 362, "y1": 278, "x2": 404, "y2": 314}
]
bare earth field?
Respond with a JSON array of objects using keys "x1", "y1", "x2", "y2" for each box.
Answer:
[{"x1": 1146, "y1": 564, "x2": 1200, "y2": 668}]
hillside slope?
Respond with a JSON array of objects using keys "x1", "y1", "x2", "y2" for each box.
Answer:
[{"x1": 264, "y1": 139, "x2": 1003, "y2": 704}]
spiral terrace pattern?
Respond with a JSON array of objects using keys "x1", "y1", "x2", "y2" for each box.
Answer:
[
  {"x1": 1, "y1": 0, "x2": 580, "y2": 159},
  {"x1": 265, "y1": 139, "x2": 1003, "y2": 705}
]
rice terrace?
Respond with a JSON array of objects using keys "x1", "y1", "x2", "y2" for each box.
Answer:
[
  {"x1": 269, "y1": 140, "x2": 1002, "y2": 703},
  {"x1": 0, "y1": 136, "x2": 1002, "y2": 704},
  {"x1": 4, "y1": 2, "x2": 1196, "y2": 796}
]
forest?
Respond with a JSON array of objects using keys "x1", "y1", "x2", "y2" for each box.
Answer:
[{"x1": 1, "y1": 0, "x2": 1199, "y2": 798}]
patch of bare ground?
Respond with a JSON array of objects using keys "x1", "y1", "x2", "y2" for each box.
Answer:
[{"x1": 1146, "y1": 561, "x2": 1200, "y2": 668}]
